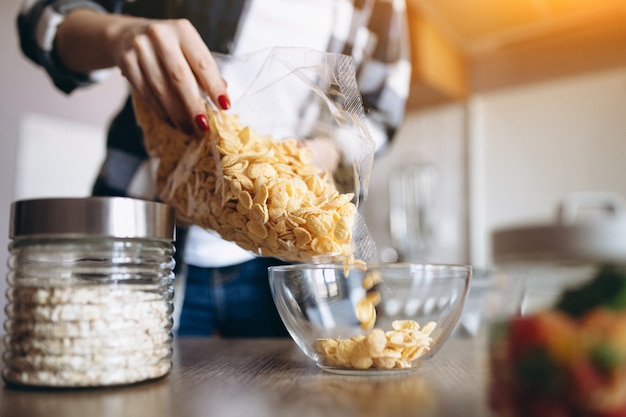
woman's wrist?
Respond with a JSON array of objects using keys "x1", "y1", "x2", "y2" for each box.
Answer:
[{"x1": 55, "y1": 8, "x2": 145, "y2": 73}]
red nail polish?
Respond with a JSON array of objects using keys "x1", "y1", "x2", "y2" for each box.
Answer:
[
  {"x1": 195, "y1": 114, "x2": 209, "y2": 132},
  {"x1": 218, "y1": 94, "x2": 230, "y2": 110}
]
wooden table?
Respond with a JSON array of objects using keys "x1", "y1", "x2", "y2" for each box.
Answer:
[{"x1": 0, "y1": 337, "x2": 490, "y2": 417}]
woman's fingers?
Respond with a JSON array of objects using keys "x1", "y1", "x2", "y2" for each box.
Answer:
[
  {"x1": 178, "y1": 20, "x2": 229, "y2": 110},
  {"x1": 118, "y1": 34, "x2": 172, "y2": 127},
  {"x1": 146, "y1": 20, "x2": 205, "y2": 134},
  {"x1": 113, "y1": 18, "x2": 227, "y2": 135}
]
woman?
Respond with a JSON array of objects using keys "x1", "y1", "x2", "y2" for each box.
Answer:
[{"x1": 17, "y1": 0, "x2": 411, "y2": 337}]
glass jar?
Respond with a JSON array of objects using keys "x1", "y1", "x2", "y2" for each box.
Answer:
[
  {"x1": 486, "y1": 192, "x2": 626, "y2": 417},
  {"x1": 3, "y1": 197, "x2": 176, "y2": 388}
]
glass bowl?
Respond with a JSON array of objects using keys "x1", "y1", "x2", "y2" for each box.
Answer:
[{"x1": 268, "y1": 262, "x2": 472, "y2": 375}]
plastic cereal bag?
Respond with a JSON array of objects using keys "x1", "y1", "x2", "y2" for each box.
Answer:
[{"x1": 133, "y1": 47, "x2": 376, "y2": 263}]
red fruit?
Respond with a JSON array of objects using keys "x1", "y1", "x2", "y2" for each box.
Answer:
[
  {"x1": 509, "y1": 316, "x2": 543, "y2": 357},
  {"x1": 508, "y1": 312, "x2": 581, "y2": 364},
  {"x1": 525, "y1": 398, "x2": 571, "y2": 417},
  {"x1": 596, "y1": 404, "x2": 626, "y2": 417},
  {"x1": 569, "y1": 360, "x2": 604, "y2": 397}
]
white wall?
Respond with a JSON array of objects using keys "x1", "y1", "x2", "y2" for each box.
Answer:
[
  {"x1": 366, "y1": 66, "x2": 626, "y2": 271},
  {"x1": 469, "y1": 67, "x2": 626, "y2": 269},
  {"x1": 362, "y1": 103, "x2": 469, "y2": 265},
  {"x1": 14, "y1": 113, "x2": 107, "y2": 200}
]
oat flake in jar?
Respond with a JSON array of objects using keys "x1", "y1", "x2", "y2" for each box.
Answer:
[{"x1": 3, "y1": 197, "x2": 176, "y2": 388}]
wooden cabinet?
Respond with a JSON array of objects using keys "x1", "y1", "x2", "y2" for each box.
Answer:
[
  {"x1": 406, "y1": 3, "x2": 469, "y2": 109},
  {"x1": 406, "y1": 0, "x2": 626, "y2": 109}
]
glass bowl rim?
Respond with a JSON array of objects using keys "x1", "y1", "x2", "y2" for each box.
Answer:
[{"x1": 268, "y1": 262, "x2": 473, "y2": 273}]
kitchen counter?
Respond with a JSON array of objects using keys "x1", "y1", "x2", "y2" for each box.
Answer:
[{"x1": 0, "y1": 337, "x2": 490, "y2": 417}]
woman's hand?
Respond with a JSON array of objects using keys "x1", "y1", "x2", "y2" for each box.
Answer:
[
  {"x1": 56, "y1": 9, "x2": 229, "y2": 135},
  {"x1": 112, "y1": 17, "x2": 229, "y2": 134}
]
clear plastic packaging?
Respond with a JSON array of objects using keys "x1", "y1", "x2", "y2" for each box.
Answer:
[
  {"x1": 133, "y1": 47, "x2": 377, "y2": 263},
  {"x1": 2, "y1": 197, "x2": 176, "y2": 388}
]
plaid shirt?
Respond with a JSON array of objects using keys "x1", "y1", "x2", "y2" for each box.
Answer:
[{"x1": 17, "y1": 0, "x2": 411, "y2": 201}]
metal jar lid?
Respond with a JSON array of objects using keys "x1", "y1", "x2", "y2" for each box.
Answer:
[
  {"x1": 492, "y1": 192, "x2": 626, "y2": 264},
  {"x1": 10, "y1": 197, "x2": 176, "y2": 240}
]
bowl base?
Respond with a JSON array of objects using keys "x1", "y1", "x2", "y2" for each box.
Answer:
[{"x1": 316, "y1": 364, "x2": 419, "y2": 376}]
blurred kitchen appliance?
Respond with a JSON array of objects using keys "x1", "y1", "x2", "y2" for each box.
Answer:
[
  {"x1": 491, "y1": 191, "x2": 626, "y2": 316},
  {"x1": 388, "y1": 163, "x2": 438, "y2": 262}
]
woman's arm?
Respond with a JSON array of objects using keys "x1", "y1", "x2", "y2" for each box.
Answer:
[
  {"x1": 17, "y1": 0, "x2": 111, "y2": 94},
  {"x1": 17, "y1": 1, "x2": 230, "y2": 135},
  {"x1": 56, "y1": 8, "x2": 230, "y2": 134},
  {"x1": 54, "y1": 9, "x2": 139, "y2": 73}
]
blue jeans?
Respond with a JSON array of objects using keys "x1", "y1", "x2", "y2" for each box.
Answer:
[{"x1": 176, "y1": 258, "x2": 290, "y2": 337}]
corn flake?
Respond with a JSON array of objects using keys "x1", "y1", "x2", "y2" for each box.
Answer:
[{"x1": 314, "y1": 319, "x2": 436, "y2": 371}]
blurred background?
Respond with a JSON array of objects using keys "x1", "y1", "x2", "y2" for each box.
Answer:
[{"x1": 1, "y1": 0, "x2": 626, "y2": 333}]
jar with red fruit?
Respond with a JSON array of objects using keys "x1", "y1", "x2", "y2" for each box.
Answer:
[{"x1": 488, "y1": 192, "x2": 626, "y2": 417}]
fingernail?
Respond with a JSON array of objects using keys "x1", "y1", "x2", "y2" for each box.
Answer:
[
  {"x1": 218, "y1": 94, "x2": 230, "y2": 110},
  {"x1": 195, "y1": 114, "x2": 209, "y2": 132}
]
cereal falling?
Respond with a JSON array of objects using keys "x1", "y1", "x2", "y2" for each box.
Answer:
[
  {"x1": 133, "y1": 94, "x2": 358, "y2": 263},
  {"x1": 354, "y1": 269, "x2": 383, "y2": 330}
]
